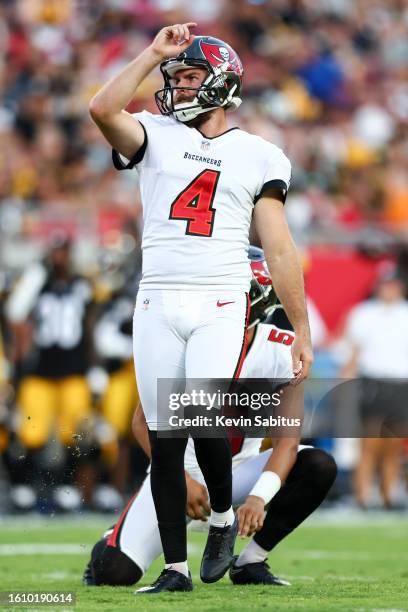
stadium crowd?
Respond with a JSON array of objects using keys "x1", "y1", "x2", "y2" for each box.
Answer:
[{"x1": 0, "y1": 0, "x2": 407, "y2": 513}]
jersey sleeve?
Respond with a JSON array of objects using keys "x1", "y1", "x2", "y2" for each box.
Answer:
[
  {"x1": 266, "y1": 339, "x2": 294, "y2": 379},
  {"x1": 5, "y1": 263, "x2": 47, "y2": 323},
  {"x1": 254, "y1": 146, "x2": 291, "y2": 204},
  {"x1": 111, "y1": 110, "x2": 151, "y2": 171}
]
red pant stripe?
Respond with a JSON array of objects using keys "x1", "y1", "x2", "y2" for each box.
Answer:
[
  {"x1": 232, "y1": 292, "x2": 250, "y2": 380},
  {"x1": 106, "y1": 491, "x2": 138, "y2": 548},
  {"x1": 230, "y1": 292, "x2": 251, "y2": 455}
]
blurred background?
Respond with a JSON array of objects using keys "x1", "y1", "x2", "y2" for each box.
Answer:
[{"x1": 0, "y1": 0, "x2": 407, "y2": 515}]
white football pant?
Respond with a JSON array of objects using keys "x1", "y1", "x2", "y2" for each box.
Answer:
[{"x1": 133, "y1": 289, "x2": 249, "y2": 430}]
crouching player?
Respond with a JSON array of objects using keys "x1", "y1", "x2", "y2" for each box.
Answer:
[{"x1": 83, "y1": 248, "x2": 337, "y2": 588}]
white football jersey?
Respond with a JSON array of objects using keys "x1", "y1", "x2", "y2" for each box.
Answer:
[
  {"x1": 114, "y1": 111, "x2": 291, "y2": 291},
  {"x1": 184, "y1": 323, "x2": 295, "y2": 471}
]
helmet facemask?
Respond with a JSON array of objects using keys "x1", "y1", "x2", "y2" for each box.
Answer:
[
  {"x1": 248, "y1": 245, "x2": 279, "y2": 328},
  {"x1": 248, "y1": 279, "x2": 278, "y2": 329},
  {"x1": 155, "y1": 59, "x2": 242, "y2": 123}
]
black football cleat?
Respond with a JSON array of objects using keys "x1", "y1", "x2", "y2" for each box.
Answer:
[
  {"x1": 82, "y1": 560, "x2": 95, "y2": 586},
  {"x1": 229, "y1": 556, "x2": 291, "y2": 586},
  {"x1": 200, "y1": 516, "x2": 238, "y2": 583},
  {"x1": 135, "y1": 569, "x2": 193, "y2": 594}
]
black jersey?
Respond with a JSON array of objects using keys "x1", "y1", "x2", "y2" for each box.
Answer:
[
  {"x1": 31, "y1": 274, "x2": 92, "y2": 378},
  {"x1": 94, "y1": 293, "x2": 134, "y2": 374}
]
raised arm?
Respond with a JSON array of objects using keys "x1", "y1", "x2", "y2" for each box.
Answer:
[
  {"x1": 254, "y1": 197, "x2": 313, "y2": 383},
  {"x1": 89, "y1": 22, "x2": 197, "y2": 159}
]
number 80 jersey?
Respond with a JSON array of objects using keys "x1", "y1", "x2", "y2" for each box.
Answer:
[{"x1": 113, "y1": 111, "x2": 291, "y2": 291}]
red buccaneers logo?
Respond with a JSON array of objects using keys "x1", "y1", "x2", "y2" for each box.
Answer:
[{"x1": 200, "y1": 41, "x2": 243, "y2": 76}]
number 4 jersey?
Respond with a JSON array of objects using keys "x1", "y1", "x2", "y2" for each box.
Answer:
[{"x1": 113, "y1": 111, "x2": 291, "y2": 291}]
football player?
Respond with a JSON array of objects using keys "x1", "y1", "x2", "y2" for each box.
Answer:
[
  {"x1": 83, "y1": 248, "x2": 335, "y2": 589},
  {"x1": 94, "y1": 285, "x2": 139, "y2": 492},
  {"x1": 5, "y1": 233, "x2": 95, "y2": 505},
  {"x1": 90, "y1": 23, "x2": 313, "y2": 593}
]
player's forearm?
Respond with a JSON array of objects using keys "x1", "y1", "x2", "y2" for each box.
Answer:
[
  {"x1": 340, "y1": 346, "x2": 359, "y2": 378},
  {"x1": 265, "y1": 243, "x2": 310, "y2": 336},
  {"x1": 261, "y1": 439, "x2": 299, "y2": 482},
  {"x1": 137, "y1": 428, "x2": 151, "y2": 460},
  {"x1": 131, "y1": 405, "x2": 151, "y2": 459},
  {"x1": 89, "y1": 47, "x2": 162, "y2": 119},
  {"x1": 254, "y1": 199, "x2": 310, "y2": 336},
  {"x1": 247, "y1": 439, "x2": 298, "y2": 506}
]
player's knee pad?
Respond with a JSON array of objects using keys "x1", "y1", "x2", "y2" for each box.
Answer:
[
  {"x1": 297, "y1": 448, "x2": 337, "y2": 490},
  {"x1": 91, "y1": 539, "x2": 143, "y2": 586}
]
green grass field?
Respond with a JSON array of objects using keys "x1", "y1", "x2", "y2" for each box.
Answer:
[{"x1": 0, "y1": 514, "x2": 407, "y2": 612}]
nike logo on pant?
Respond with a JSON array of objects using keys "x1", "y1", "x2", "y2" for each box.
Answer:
[{"x1": 217, "y1": 300, "x2": 236, "y2": 307}]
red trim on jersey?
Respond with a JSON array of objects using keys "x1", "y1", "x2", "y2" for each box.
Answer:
[
  {"x1": 106, "y1": 492, "x2": 138, "y2": 548},
  {"x1": 230, "y1": 292, "x2": 251, "y2": 455}
]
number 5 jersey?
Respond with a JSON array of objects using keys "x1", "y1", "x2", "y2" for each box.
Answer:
[{"x1": 113, "y1": 111, "x2": 291, "y2": 291}]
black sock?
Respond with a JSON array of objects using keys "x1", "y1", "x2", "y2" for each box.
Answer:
[
  {"x1": 192, "y1": 436, "x2": 232, "y2": 512},
  {"x1": 254, "y1": 448, "x2": 337, "y2": 551},
  {"x1": 148, "y1": 431, "x2": 188, "y2": 563}
]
